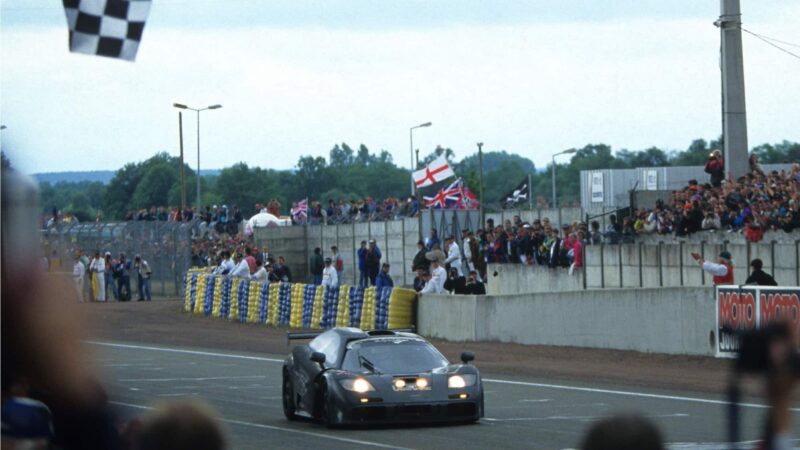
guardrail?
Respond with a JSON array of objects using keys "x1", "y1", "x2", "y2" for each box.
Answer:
[{"x1": 183, "y1": 273, "x2": 416, "y2": 330}]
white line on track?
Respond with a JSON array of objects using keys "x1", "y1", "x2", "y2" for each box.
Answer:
[
  {"x1": 119, "y1": 375, "x2": 267, "y2": 383},
  {"x1": 91, "y1": 341, "x2": 795, "y2": 412},
  {"x1": 87, "y1": 341, "x2": 284, "y2": 363},
  {"x1": 109, "y1": 401, "x2": 411, "y2": 450},
  {"x1": 483, "y1": 378, "x2": 800, "y2": 412}
]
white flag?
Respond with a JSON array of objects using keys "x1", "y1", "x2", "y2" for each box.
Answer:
[{"x1": 413, "y1": 155, "x2": 455, "y2": 188}]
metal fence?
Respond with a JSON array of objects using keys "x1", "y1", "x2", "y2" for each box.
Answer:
[{"x1": 40, "y1": 220, "x2": 199, "y2": 297}]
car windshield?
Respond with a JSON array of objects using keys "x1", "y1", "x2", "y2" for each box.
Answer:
[{"x1": 341, "y1": 339, "x2": 449, "y2": 374}]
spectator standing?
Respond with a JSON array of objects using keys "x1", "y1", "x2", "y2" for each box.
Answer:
[
  {"x1": 115, "y1": 253, "x2": 132, "y2": 301},
  {"x1": 244, "y1": 247, "x2": 257, "y2": 274},
  {"x1": 310, "y1": 247, "x2": 324, "y2": 285},
  {"x1": 443, "y1": 267, "x2": 467, "y2": 294},
  {"x1": 274, "y1": 256, "x2": 292, "y2": 282},
  {"x1": 357, "y1": 241, "x2": 368, "y2": 288},
  {"x1": 134, "y1": 255, "x2": 152, "y2": 301},
  {"x1": 375, "y1": 263, "x2": 393, "y2": 291},
  {"x1": 425, "y1": 243, "x2": 446, "y2": 267},
  {"x1": 230, "y1": 253, "x2": 250, "y2": 279},
  {"x1": 444, "y1": 235, "x2": 463, "y2": 276},
  {"x1": 548, "y1": 229, "x2": 562, "y2": 268},
  {"x1": 365, "y1": 240, "x2": 382, "y2": 286},
  {"x1": 411, "y1": 240, "x2": 429, "y2": 273},
  {"x1": 745, "y1": 258, "x2": 778, "y2": 286},
  {"x1": 321, "y1": 257, "x2": 338, "y2": 288},
  {"x1": 251, "y1": 259, "x2": 268, "y2": 282},
  {"x1": 90, "y1": 251, "x2": 106, "y2": 302},
  {"x1": 72, "y1": 255, "x2": 85, "y2": 301},
  {"x1": 331, "y1": 245, "x2": 344, "y2": 282},
  {"x1": 465, "y1": 270, "x2": 486, "y2": 295},
  {"x1": 704, "y1": 149, "x2": 725, "y2": 188},
  {"x1": 691, "y1": 250, "x2": 734, "y2": 285},
  {"x1": 104, "y1": 252, "x2": 117, "y2": 300},
  {"x1": 421, "y1": 258, "x2": 446, "y2": 294},
  {"x1": 413, "y1": 269, "x2": 427, "y2": 293},
  {"x1": 426, "y1": 228, "x2": 440, "y2": 251}
]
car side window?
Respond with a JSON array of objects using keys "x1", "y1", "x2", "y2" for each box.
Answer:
[{"x1": 310, "y1": 332, "x2": 341, "y2": 366}]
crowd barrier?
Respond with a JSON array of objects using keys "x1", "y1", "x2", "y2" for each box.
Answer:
[{"x1": 183, "y1": 273, "x2": 416, "y2": 330}]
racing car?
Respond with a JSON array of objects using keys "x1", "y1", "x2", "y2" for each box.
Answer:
[{"x1": 282, "y1": 327, "x2": 483, "y2": 426}]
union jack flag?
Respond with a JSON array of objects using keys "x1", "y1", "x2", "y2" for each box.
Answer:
[
  {"x1": 291, "y1": 198, "x2": 308, "y2": 222},
  {"x1": 423, "y1": 178, "x2": 479, "y2": 210}
]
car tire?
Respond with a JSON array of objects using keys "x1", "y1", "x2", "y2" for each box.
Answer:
[{"x1": 282, "y1": 370, "x2": 297, "y2": 421}]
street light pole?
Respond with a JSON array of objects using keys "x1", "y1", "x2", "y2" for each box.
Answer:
[
  {"x1": 178, "y1": 111, "x2": 186, "y2": 210},
  {"x1": 477, "y1": 142, "x2": 484, "y2": 227},
  {"x1": 551, "y1": 148, "x2": 577, "y2": 208},
  {"x1": 173, "y1": 103, "x2": 222, "y2": 210},
  {"x1": 409, "y1": 122, "x2": 432, "y2": 196}
]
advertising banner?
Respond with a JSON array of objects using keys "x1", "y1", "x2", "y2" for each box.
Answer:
[
  {"x1": 590, "y1": 172, "x2": 604, "y2": 203},
  {"x1": 644, "y1": 169, "x2": 658, "y2": 191},
  {"x1": 716, "y1": 285, "x2": 800, "y2": 357}
]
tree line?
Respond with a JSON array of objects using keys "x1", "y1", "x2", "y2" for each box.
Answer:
[{"x1": 21, "y1": 138, "x2": 800, "y2": 222}]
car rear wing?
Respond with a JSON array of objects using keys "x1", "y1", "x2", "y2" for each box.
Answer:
[
  {"x1": 285, "y1": 327, "x2": 417, "y2": 346},
  {"x1": 286, "y1": 331, "x2": 322, "y2": 346}
]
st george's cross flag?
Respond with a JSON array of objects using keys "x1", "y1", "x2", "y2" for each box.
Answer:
[
  {"x1": 63, "y1": 0, "x2": 152, "y2": 61},
  {"x1": 413, "y1": 155, "x2": 455, "y2": 188}
]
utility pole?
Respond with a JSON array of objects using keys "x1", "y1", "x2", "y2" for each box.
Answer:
[
  {"x1": 477, "y1": 142, "x2": 484, "y2": 227},
  {"x1": 178, "y1": 111, "x2": 186, "y2": 210},
  {"x1": 717, "y1": 0, "x2": 749, "y2": 179}
]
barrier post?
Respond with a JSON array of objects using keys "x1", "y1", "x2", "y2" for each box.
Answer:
[
  {"x1": 679, "y1": 240, "x2": 684, "y2": 287},
  {"x1": 700, "y1": 241, "x2": 706, "y2": 285},
  {"x1": 600, "y1": 243, "x2": 605, "y2": 288},
  {"x1": 617, "y1": 244, "x2": 623, "y2": 288},
  {"x1": 658, "y1": 241, "x2": 663, "y2": 287},
  {"x1": 638, "y1": 241, "x2": 643, "y2": 287}
]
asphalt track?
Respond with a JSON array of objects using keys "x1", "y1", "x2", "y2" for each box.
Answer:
[{"x1": 90, "y1": 340, "x2": 800, "y2": 450}]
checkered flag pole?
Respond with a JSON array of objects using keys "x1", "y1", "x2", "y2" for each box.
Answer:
[{"x1": 63, "y1": 0, "x2": 151, "y2": 61}]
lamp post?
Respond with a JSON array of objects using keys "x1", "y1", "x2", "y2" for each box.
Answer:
[
  {"x1": 477, "y1": 142, "x2": 484, "y2": 226},
  {"x1": 173, "y1": 103, "x2": 222, "y2": 210},
  {"x1": 409, "y1": 122, "x2": 432, "y2": 196},
  {"x1": 551, "y1": 148, "x2": 577, "y2": 208}
]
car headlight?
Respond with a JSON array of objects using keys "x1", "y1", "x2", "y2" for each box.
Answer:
[
  {"x1": 339, "y1": 378, "x2": 375, "y2": 393},
  {"x1": 448, "y1": 374, "x2": 477, "y2": 388}
]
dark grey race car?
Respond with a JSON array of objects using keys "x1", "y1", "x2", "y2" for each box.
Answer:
[{"x1": 282, "y1": 327, "x2": 484, "y2": 426}]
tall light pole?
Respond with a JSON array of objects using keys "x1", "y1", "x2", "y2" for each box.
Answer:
[
  {"x1": 173, "y1": 103, "x2": 222, "y2": 209},
  {"x1": 177, "y1": 111, "x2": 186, "y2": 210},
  {"x1": 551, "y1": 148, "x2": 577, "y2": 208},
  {"x1": 477, "y1": 142, "x2": 484, "y2": 226},
  {"x1": 409, "y1": 122, "x2": 432, "y2": 196}
]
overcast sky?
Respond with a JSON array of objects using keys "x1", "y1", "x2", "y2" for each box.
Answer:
[{"x1": 1, "y1": 0, "x2": 798, "y2": 175}]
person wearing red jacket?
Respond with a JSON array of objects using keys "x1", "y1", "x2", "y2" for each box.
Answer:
[
  {"x1": 704, "y1": 150, "x2": 725, "y2": 188},
  {"x1": 691, "y1": 250, "x2": 734, "y2": 285}
]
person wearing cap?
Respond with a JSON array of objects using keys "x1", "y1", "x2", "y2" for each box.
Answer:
[
  {"x1": 704, "y1": 149, "x2": 725, "y2": 188},
  {"x1": 321, "y1": 257, "x2": 338, "y2": 288},
  {"x1": 444, "y1": 235, "x2": 463, "y2": 276},
  {"x1": 745, "y1": 258, "x2": 778, "y2": 286},
  {"x1": 375, "y1": 263, "x2": 393, "y2": 291},
  {"x1": 310, "y1": 247, "x2": 324, "y2": 285},
  {"x1": 691, "y1": 250, "x2": 734, "y2": 285},
  {"x1": 134, "y1": 254, "x2": 153, "y2": 301}
]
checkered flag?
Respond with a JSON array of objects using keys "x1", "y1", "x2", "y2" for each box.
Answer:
[{"x1": 63, "y1": 0, "x2": 151, "y2": 61}]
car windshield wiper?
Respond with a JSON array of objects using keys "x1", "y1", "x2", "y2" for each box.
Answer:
[{"x1": 358, "y1": 355, "x2": 381, "y2": 375}]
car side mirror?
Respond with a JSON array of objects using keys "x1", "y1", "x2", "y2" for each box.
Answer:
[
  {"x1": 310, "y1": 351, "x2": 326, "y2": 366},
  {"x1": 460, "y1": 351, "x2": 475, "y2": 364}
]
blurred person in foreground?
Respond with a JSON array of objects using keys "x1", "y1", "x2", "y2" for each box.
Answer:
[
  {"x1": 129, "y1": 402, "x2": 226, "y2": 450},
  {"x1": 580, "y1": 414, "x2": 664, "y2": 450}
]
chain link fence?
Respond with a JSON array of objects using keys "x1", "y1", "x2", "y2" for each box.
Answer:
[{"x1": 40, "y1": 220, "x2": 199, "y2": 297}]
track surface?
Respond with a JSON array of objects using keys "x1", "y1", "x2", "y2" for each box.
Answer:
[{"x1": 84, "y1": 300, "x2": 799, "y2": 449}]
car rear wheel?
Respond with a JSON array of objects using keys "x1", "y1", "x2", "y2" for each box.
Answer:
[{"x1": 282, "y1": 370, "x2": 296, "y2": 420}]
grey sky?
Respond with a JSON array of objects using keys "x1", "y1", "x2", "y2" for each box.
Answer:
[{"x1": 1, "y1": 0, "x2": 798, "y2": 175}]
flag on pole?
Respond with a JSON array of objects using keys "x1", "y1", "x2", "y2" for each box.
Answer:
[
  {"x1": 423, "y1": 178, "x2": 478, "y2": 210},
  {"x1": 291, "y1": 199, "x2": 308, "y2": 222},
  {"x1": 501, "y1": 177, "x2": 529, "y2": 208},
  {"x1": 413, "y1": 155, "x2": 455, "y2": 188},
  {"x1": 63, "y1": 0, "x2": 152, "y2": 61}
]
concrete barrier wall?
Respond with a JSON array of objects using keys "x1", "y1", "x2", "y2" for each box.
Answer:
[
  {"x1": 419, "y1": 287, "x2": 716, "y2": 356},
  {"x1": 491, "y1": 241, "x2": 800, "y2": 294},
  {"x1": 254, "y1": 218, "x2": 420, "y2": 287}
]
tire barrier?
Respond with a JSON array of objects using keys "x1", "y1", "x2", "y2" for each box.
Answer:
[{"x1": 183, "y1": 273, "x2": 416, "y2": 330}]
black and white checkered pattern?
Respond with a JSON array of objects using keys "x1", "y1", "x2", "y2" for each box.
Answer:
[{"x1": 63, "y1": 0, "x2": 151, "y2": 61}]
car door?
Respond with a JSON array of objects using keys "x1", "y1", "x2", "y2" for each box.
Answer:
[{"x1": 291, "y1": 344, "x2": 321, "y2": 413}]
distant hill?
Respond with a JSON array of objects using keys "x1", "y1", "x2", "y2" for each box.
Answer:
[{"x1": 32, "y1": 169, "x2": 221, "y2": 185}]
